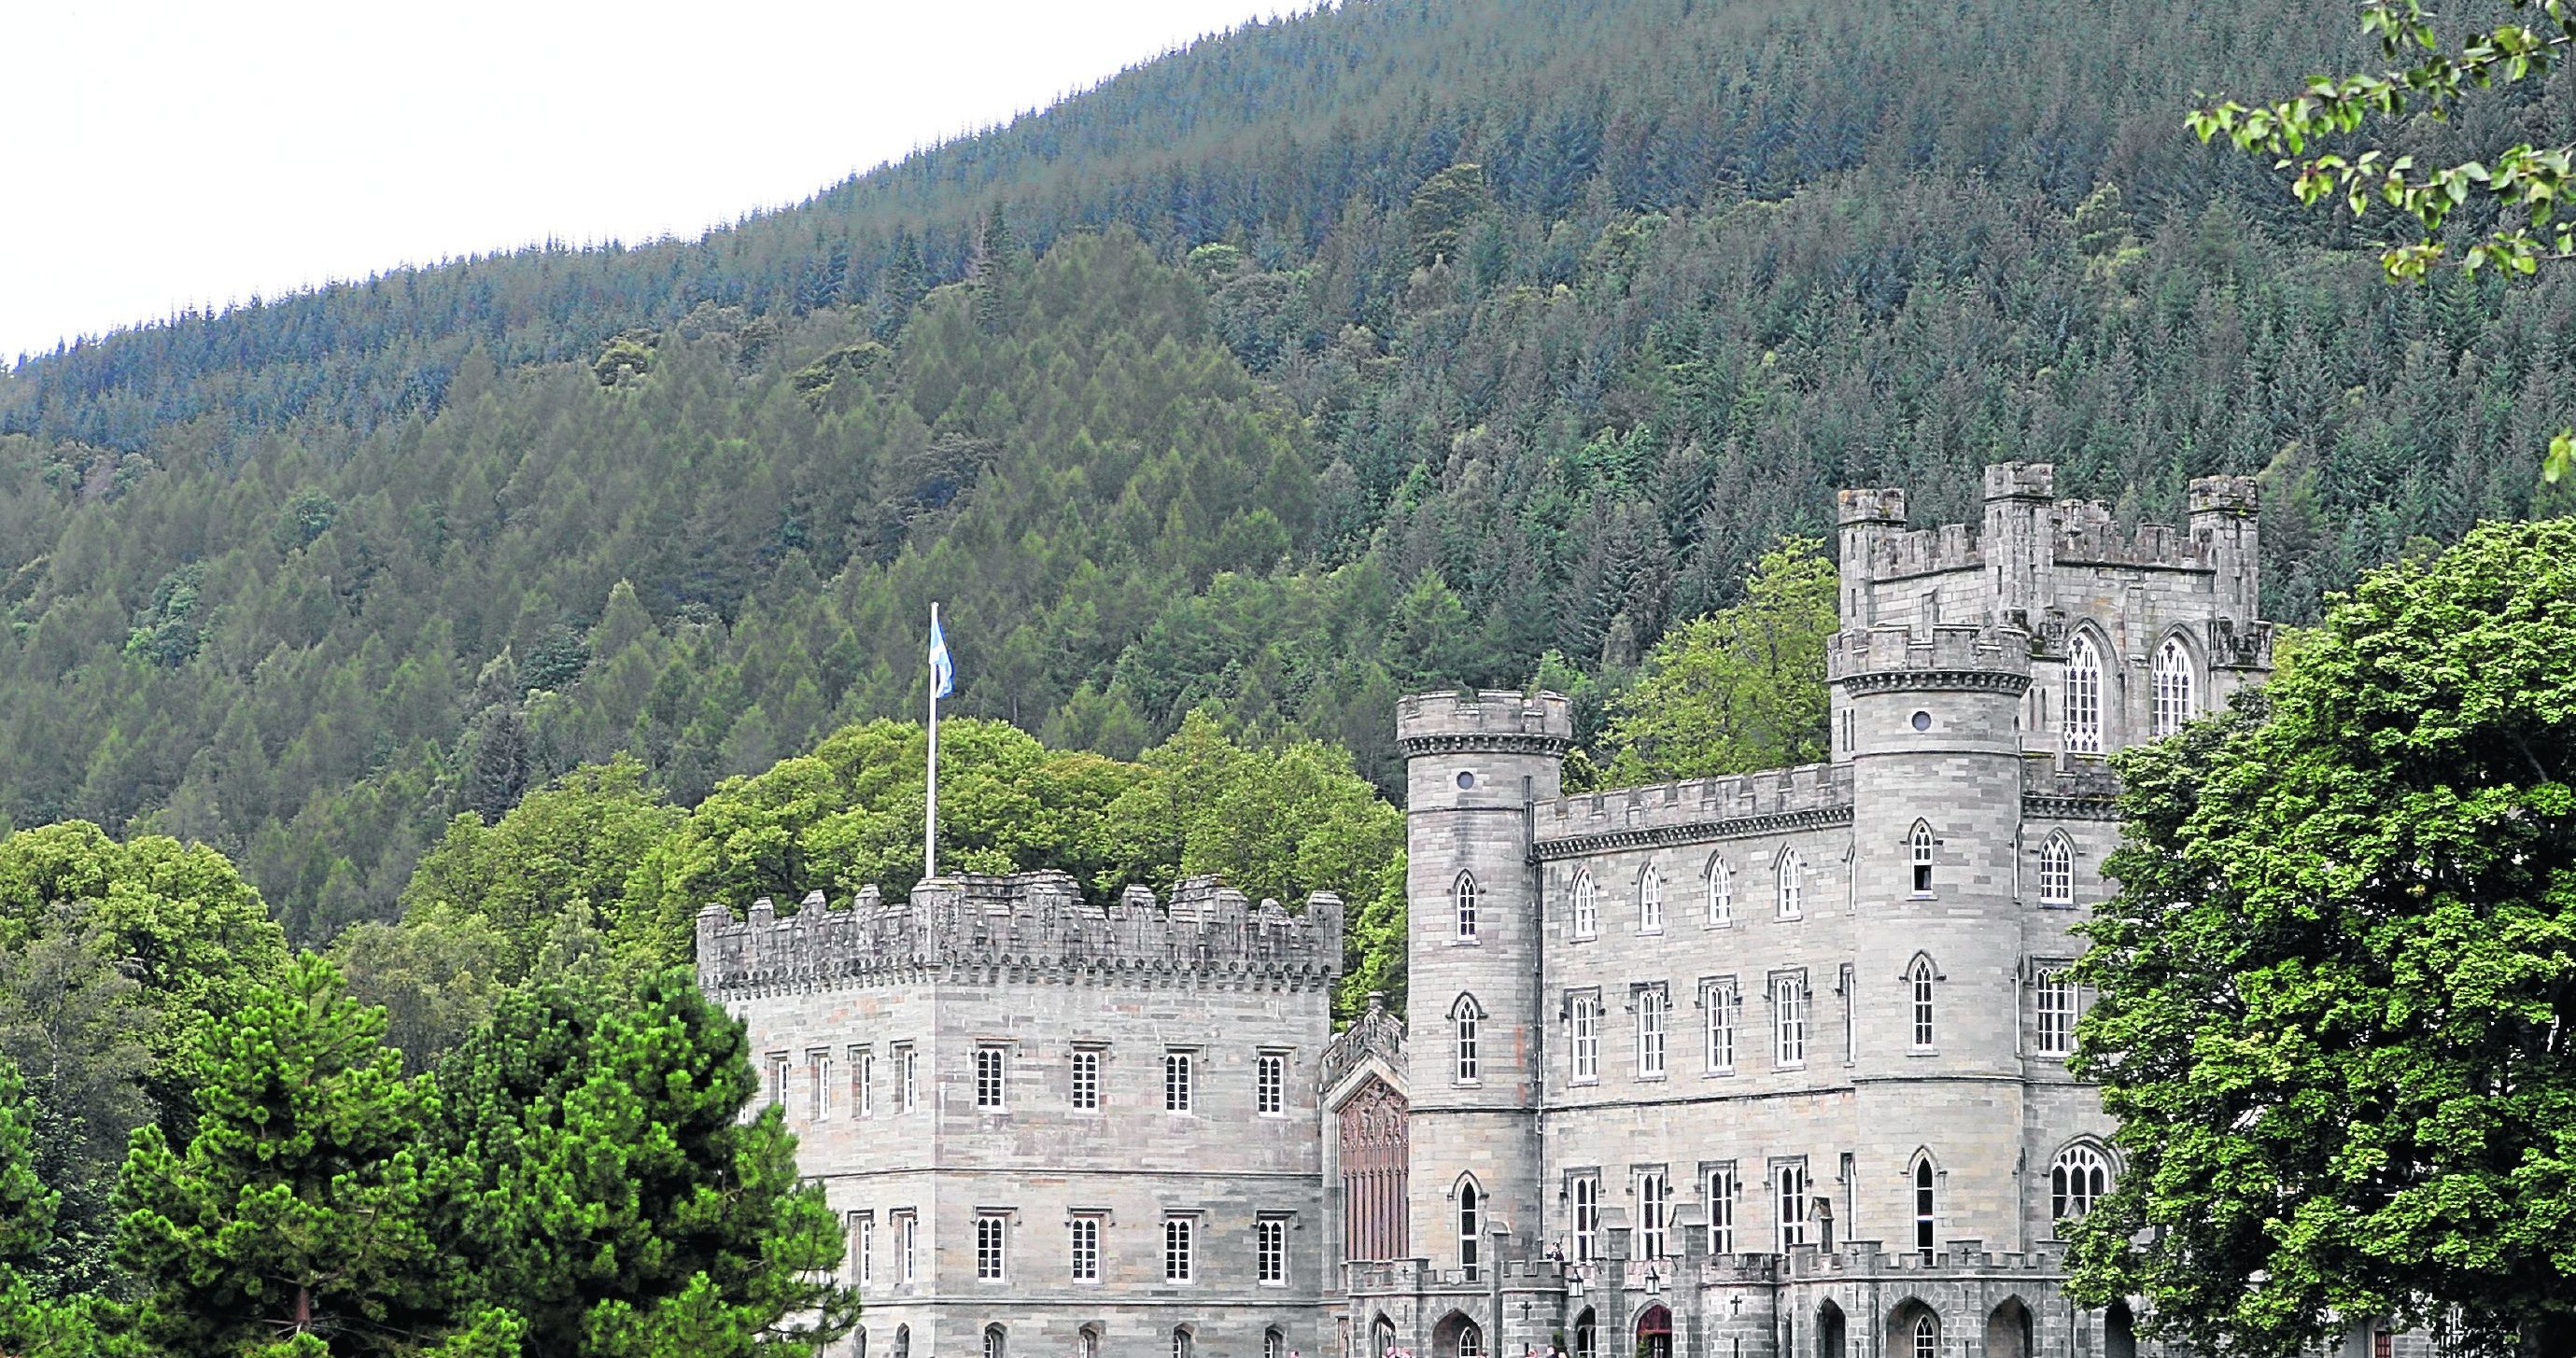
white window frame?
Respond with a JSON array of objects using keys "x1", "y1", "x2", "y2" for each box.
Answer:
[
  {"x1": 1639, "y1": 1170, "x2": 1669, "y2": 1259},
  {"x1": 2152, "y1": 636, "x2": 2197, "y2": 736},
  {"x1": 1258, "y1": 1050, "x2": 1287, "y2": 1114},
  {"x1": 1069, "y1": 1214, "x2": 1102, "y2": 1283},
  {"x1": 1707, "y1": 1165, "x2": 1737, "y2": 1254},
  {"x1": 1913, "y1": 1156, "x2": 1938, "y2": 1257},
  {"x1": 1909, "y1": 957, "x2": 1938, "y2": 1051},
  {"x1": 1163, "y1": 1050, "x2": 1194, "y2": 1113},
  {"x1": 2038, "y1": 833, "x2": 2076, "y2": 905},
  {"x1": 767, "y1": 1052, "x2": 790, "y2": 1109},
  {"x1": 852, "y1": 1045, "x2": 873, "y2": 1117},
  {"x1": 1773, "y1": 971, "x2": 1809, "y2": 1067},
  {"x1": 849, "y1": 1211, "x2": 873, "y2": 1284},
  {"x1": 1571, "y1": 869, "x2": 1598, "y2": 940},
  {"x1": 2051, "y1": 1143, "x2": 2113, "y2": 1223},
  {"x1": 2066, "y1": 633, "x2": 2105, "y2": 754},
  {"x1": 1706, "y1": 856, "x2": 1734, "y2": 926},
  {"x1": 1776, "y1": 848, "x2": 1804, "y2": 918},
  {"x1": 896, "y1": 1043, "x2": 919, "y2": 1112},
  {"x1": 1452, "y1": 997, "x2": 1481, "y2": 1085},
  {"x1": 974, "y1": 1044, "x2": 1008, "y2": 1111},
  {"x1": 1569, "y1": 991, "x2": 1600, "y2": 1084},
  {"x1": 1777, "y1": 1161, "x2": 1809, "y2": 1251},
  {"x1": 1072, "y1": 1045, "x2": 1103, "y2": 1110},
  {"x1": 894, "y1": 1211, "x2": 918, "y2": 1284},
  {"x1": 1638, "y1": 866, "x2": 1663, "y2": 933},
  {"x1": 975, "y1": 1212, "x2": 1008, "y2": 1281},
  {"x1": 1635, "y1": 986, "x2": 1667, "y2": 1079},
  {"x1": 2037, "y1": 969, "x2": 2078, "y2": 1057},
  {"x1": 1163, "y1": 1216, "x2": 1196, "y2": 1283},
  {"x1": 1571, "y1": 1174, "x2": 1599, "y2": 1260},
  {"x1": 1703, "y1": 978, "x2": 1738, "y2": 1073},
  {"x1": 1256, "y1": 1216, "x2": 1288, "y2": 1285},
  {"x1": 1454, "y1": 871, "x2": 1478, "y2": 939},
  {"x1": 1457, "y1": 1179, "x2": 1482, "y2": 1281},
  {"x1": 1908, "y1": 820, "x2": 1936, "y2": 895}
]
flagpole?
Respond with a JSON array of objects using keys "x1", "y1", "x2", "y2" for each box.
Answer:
[{"x1": 926, "y1": 602, "x2": 940, "y2": 880}]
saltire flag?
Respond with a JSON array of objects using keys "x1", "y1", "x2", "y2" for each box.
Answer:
[{"x1": 928, "y1": 608, "x2": 955, "y2": 698}]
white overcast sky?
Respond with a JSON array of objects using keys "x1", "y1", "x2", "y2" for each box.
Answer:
[{"x1": 3, "y1": 0, "x2": 1320, "y2": 365}]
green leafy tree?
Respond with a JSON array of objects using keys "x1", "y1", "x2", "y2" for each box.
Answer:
[
  {"x1": 2068, "y1": 518, "x2": 2576, "y2": 1358},
  {"x1": 430, "y1": 969, "x2": 853, "y2": 1358},
  {"x1": 115, "y1": 955, "x2": 475, "y2": 1358},
  {"x1": 1598, "y1": 538, "x2": 1837, "y2": 784}
]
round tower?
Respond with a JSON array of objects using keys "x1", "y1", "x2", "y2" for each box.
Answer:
[
  {"x1": 1826, "y1": 625, "x2": 2034, "y2": 1253},
  {"x1": 1395, "y1": 689, "x2": 1570, "y2": 1277}
]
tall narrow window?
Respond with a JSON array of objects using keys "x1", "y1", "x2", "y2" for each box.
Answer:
[
  {"x1": 1454, "y1": 871, "x2": 1479, "y2": 939},
  {"x1": 1258, "y1": 1051, "x2": 1286, "y2": 1114},
  {"x1": 1775, "y1": 973, "x2": 1809, "y2": 1066},
  {"x1": 852, "y1": 1046, "x2": 873, "y2": 1116},
  {"x1": 2066, "y1": 634, "x2": 2105, "y2": 754},
  {"x1": 974, "y1": 1045, "x2": 1007, "y2": 1110},
  {"x1": 2153, "y1": 637, "x2": 2197, "y2": 736},
  {"x1": 2038, "y1": 833, "x2": 2076, "y2": 905},
  {"x1": 1913, "y1": 1158, "x2": 1937, "y2": 1259},
  {"x1": 1636, "y1": 987, "x2": 1667, "y2": 1078},
  {"x1": 1079, "y1": 1329, "x2": 1101, "y2": 1358},
  {"x1": 1909, "y1": 821, "x2": 1936, "y2": 894},
  {"x1": 809, "y1": 1049, "x2": 833, "y2": 1120},
  {"x1": 1173, "y1": 1330, "x2": 1195, "y2": 1358},
  {"x1": 1706, "y1": 858, "x2": 1734, "y2": 926},
  {"x1": 1452, "y1": 997, "x2": 1481, "y2": 1085},
  {"x1": 975, "y1": 1213, "x2": 1007, "y2": 1281},
  {"x1": 1570, "y1": 992, "x2": 1600, "y2": 1083},
  {"x1": 2037, "y1": 970, "x2": 2078, "y2": 1056},
  {"x1": 1571, "y1": 1176, "x2": 1598, "y2": 1260},
  {"x1": 1704, "y1": 979, "x2": 1738, "y2": 1072},
  {"x1": 1640, "y1": 1171, "x2": 1668, "y2": 1259},
  {"x1": 767, "y1": 1053, "x2": 789, "y2": 1108},
  {"x1": 849, "y1": 1211, "x2": 873, "y2": 1284},
  {"x1": 1257, "y1": 1217, "x2": 1288, "y2": 1284},
  {"x1": 1164, "y1": 1217, "x2": 1195, "y2": 1282},
  {"x1": 1778, "y1": 1162, "x2": 1809, "y2": 1250},
  {"x1": 1572, "y1": 870, "x2": 1598, "y2": 940},
  {"x1": 2051, "y1": 1144, "x2": 2113, "y2": 1222},
  {"x1": 1776, "y1": 849, "x2": 1805, "y2": 918},
  {"x1": 984, "y1": 1325, "x2": 1007, "y2": 1358},
  {"x1": 1164, "y1": 1051, "x2": 1193, "y2": 1113},
  {"x1": 1707, "y1": 1167, "x2": 1737, "y2": 1253},
  {"x1": 1071, "y1": 1047, "x2": 1103, "y2": 1110},
  {"x1": 1457, "y1": 1324, "x2": 1485, "y2": 1358},
  {"x1": 1909, "y1": 957, "x2": 1938, "y2": 1050},
  {"x1": 1639, "y1": 867, "x2": 1663, "y2": 932},
  {"x1": 1914, "y1": 1314, "x2": 1938, "y2": 1358},
  {"x1": 894, "y1": 1211, "x2": 917, "y2": 1284},
  {"x1": 1069, "y1": 1216, "x2": 1101, "y2": 1282},
  {"x1": 1457, "y1": 1181, "x2": 1481, "y2": 1281},
  {"x1": 1266, "y1": 1331, "x2": 1286, "y2": 1358},
  {"x1": 896, "y1": 1044, "x2": 918, "y2": 1112}
]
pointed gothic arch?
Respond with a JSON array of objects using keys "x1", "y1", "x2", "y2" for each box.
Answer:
[
  {"x1": 2037, "y1": 831, "x2": 2076, "y2": 905},
  {"x1": 1703, "y1": 853, "x2": 1735, "y2": 925},
  {"x1": 2152, "y1": 632, "x2": 2200, "y2": 736},
  {"x1": 2065, "y1": 629, "x2": 2107, "y2": 754},
  {"x1": 1452, "y1": 869, "x2": 1478, "y2": 938}
]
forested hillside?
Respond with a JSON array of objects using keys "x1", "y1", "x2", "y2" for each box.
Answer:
[{"x1": 1, "y1": 0, "x2": 2572, "y2": 937}]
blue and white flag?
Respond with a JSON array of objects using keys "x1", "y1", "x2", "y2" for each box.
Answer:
[{"x1": 928, "y1": 608, "x2": 955, "y2": 699}]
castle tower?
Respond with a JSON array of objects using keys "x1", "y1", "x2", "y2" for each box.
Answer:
[
  {"x1": 1828, "y1": 624, "x2": 2036, "y2": 1253},
  {"x1": 1395, "y1": 690, "x2": 1570, "y2": 1279}
]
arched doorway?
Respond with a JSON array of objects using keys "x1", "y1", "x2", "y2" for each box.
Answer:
[
  {"x1": 1434, "y1": 1310, "x2": 1485, "y2": 1358},
  {"x1": 1372, "y1": 1316, "x2": 1398, "y2": 1358},
  {"x1": 1985, "y1": 1300, "x2": 2033, "y2": 1358},
  {"x1": 1636, "y1": 1304, "x2": 1673, "y2": 1358},
  {"x1": 2105, "y1": 1304, "x2": 2138, "y2": 1358},
  {"x1": 1818, "y1": 1301, "x2": 1848, "y2": 1358},
  {"x1": 1886, "y1": 1302, "x2": 1938, "y2": 1358},
  {"x1": 1573, "y1": 1309, "x2": 1598, "y2": 1358}
]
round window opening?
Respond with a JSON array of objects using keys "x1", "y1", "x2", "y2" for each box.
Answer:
[
  {"x1": 1456, "y1": 770, "x2": 1476, "y2": 791},
  {"x1": 1910, "y1": 710, "x2": 1934, "y2": 732}
]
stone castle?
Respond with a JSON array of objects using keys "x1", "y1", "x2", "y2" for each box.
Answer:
[{"x1": 697, "y1": 462, "x2": 2271, "y2": 1358}]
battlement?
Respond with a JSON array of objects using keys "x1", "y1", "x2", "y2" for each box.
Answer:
[
  {"x1": 1836, "y1": 486, "x2": 1907, "y2": 526},
  {"x1": 1827, "y1": 624, "x2": 2033, "y2": 690},
  {"x1": 1395, "y1": 689, "x2": 1573, "y2": 755},
  {"x1": 1842, "y1": 462, "x2": 2257, "y2": 587},
  {"x1": 1985, "y1": 461, "x2": 2056, "y2": 501},
  {"x1": 695, "y1": 870, "x2": 1345, "y2": 995},
  {"x1": 1844, "y1": 521, "x2": 1984, "y2": 581},
  {"x1": 1534, "y1": 761, "x2": 1851, "y2": 856},
  {"x1": 2190, "y1": 472, "x2": 2259, "y2": 516}
]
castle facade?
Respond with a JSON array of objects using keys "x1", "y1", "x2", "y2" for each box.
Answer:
[{"x1": 698, "y1": 462, "x2": 2270, "y2": 1358}]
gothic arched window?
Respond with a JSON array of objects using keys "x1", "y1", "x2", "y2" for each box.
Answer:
[
  {"x1": 1572, "y1": 870, "x2": 1598, "y2": 940},
  {"x1": 2038, "y1": 833, "x2": 2076, "y2": 905},
  {"x1": 1457, "y1": 1180, "x2": 1482, "y2": 1281},
  {"x1": 1453, "y1": 871, "x2": 1478, "y2": 939},
  {"x1": 2051, "y1": 1143, "x2": 2113, "y2": 1222},
  {"x1": 1639, "y1": 866, "x2": 1663, "y2": 933},
  {"x1": 2066, "y1": 634, "x2": 2105, "y2": 754},
  {"x1": 1908, "y1": 956, "x2": 1937, "y2": 1049},
  {"x1": 1912, "y1": 1156, "x2": 1937, "y2": 1259},
  {"x1": 983, "y1": 1326, "x2": 1007, "y2": 1358},
  {"x1": 1451, "y1": 996, "x2": 1480, "y2": 1085},
  {"x1": 1706, "y1": 856, "x2": 1734, "y2": 926},
  {"x1": 1172, "y1": 1329, "x2": 1195, "y2": 1358},
  {"x1": 1908, "y1": 820, "x2": 1936, "y2": 894},
  {"x1": 1775, "y1": 848, "x2": 1805, "y2": 918},
  {"x1": 2153, "y1": 637, "x2": 2197, "y2": 736},
  {"x1": 1914, "y1": 1313, "x2": 1939, "y2": 1358}
]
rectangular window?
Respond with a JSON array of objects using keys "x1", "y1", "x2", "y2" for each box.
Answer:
[
  {"x1": 1571, "y1": 1175, "x2": 1599, "y2": 1260},
  {"x1": 1636, "y1": 987, "x2": 1667, "y2": 1079},
  {"x1": 1258, "y1": 1051, "x2": 1286, "y2": 1115},
  {"x1": 1704, "y1": 979, "x2": 1737, "y2": 1073},
  {"x1": 1164, "y1": 1051, "x2": 1194, "y2": 1113},
  {"x1": 1639, "y1": 1171, "x2": 1669, "y2": 1260},
  {"x1": 1778, "y1": 1162, "x2": 1809, "y2": 1251},
  {"x1": 976, "y1": 1213, "x2": 1007, "y2": 1281},
  {"x1": 1842, "y1": 962, "x2": 1857, "y2": 1064},
  {"x1": 2037, "y1": 970, "x2": 2077, "y2": 1056},
  {"x1": 975, "y1": 1045, "x2": 1008, "y2": 1110},
  {"x1": 849, "y1": 1211, "x2": 873, "y2": 1284},
  {"x1": 767, "y1": 1052, "x2": 790, "y2": 1108},
  {"x1": 1707, "y1": 1167, "x2": 1738, "y2": 1254},
  {"x1": 894, "y1": 1211, "x2": 918, "y2": 1284},
  {"x1": 1069, "y1": 1216, "x2": 1102, "y2": 1282},
  {"x1": 1569, "y1": 993, "x2": 1600, "y2": 1084},
  {"x1": 852, "y1": 1046, "x2": 873, "y2": 1117},
  {"x1": 1775, "y1": 973, "x2": 1808, "y2": 1067},
  {"x1": 893, "y1": 1043, "x2": 918, "y2": 1112},
  {"x1": 1072, "y1": 1046, "x2": 1103, "y2": 1110},
  {"x1": 1164, "y1": 1216, "x2": 1194, "y2": 1283},
  {"x1": 1256, "y1": 1217, "x2": 1288, "y2": 1284},
  {"x1": 808, "y1": 1048, "x2": 832, "y2": 1121}
]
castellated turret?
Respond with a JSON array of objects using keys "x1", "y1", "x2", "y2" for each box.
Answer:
[{"x1": 1396, "y1": 691, "x2": 1572, "y2": 1279}]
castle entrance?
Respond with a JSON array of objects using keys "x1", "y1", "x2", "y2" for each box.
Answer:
[{"x1": 1634, "y1": 1305, "x2": 1672, "y2": 1358}]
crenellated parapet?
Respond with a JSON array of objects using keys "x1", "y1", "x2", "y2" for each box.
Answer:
[
  {"x1": 2021, "y1": 754, "x2": 2123, "y2": 819},
  {"x1": 695, "y1": 870, "x2": 1345, "y2": 996},
  {"x1": 1827, "y1": 624, "x2": 2033, "y2": 695},
  {"x1": 1532, "y1": 761, "x2": 1853, "y2": 859},
  {"x1": 1395, "y1": 689, "x2": 1572, "y2": 756}
]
